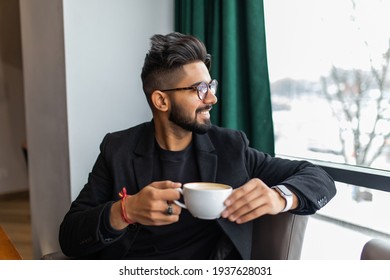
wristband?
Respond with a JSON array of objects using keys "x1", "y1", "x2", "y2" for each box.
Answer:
[
  {"x1": 118, "y1": 187, "x2": 135, "y2": 224},
  {"x1": 271, "y1": 185, "x2": 293, "y2": 212}
]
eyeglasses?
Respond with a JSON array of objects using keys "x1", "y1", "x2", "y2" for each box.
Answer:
[{"x1": 160, "y1": 79, "x2": 218, "y2": 100}]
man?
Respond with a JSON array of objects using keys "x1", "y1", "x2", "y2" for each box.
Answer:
[{"x1": 59, "y1": 32, "x2": 336, "y2": 259}]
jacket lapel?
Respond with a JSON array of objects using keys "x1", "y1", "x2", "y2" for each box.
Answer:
[
  {"x1": 193, "y1": 133, "x2": 218, "y2": 182},
  {"x1": 133, "y1": 122, "x2": 155, "y2": 191},
  {"x1": 194, "y1": 132, "x2": 251, "y2": 259}
]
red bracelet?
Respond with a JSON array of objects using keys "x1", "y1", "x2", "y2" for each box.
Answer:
[{"x1": 118, "y1": 187, "x2": 135, "y2": 224}]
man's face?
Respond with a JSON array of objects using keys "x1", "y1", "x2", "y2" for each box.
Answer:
[{"x1": 168, "y1": 62, "x2": 218, "y2": 134}]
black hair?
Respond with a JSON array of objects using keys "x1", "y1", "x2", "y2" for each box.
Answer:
[{"x1": 141, "y1": 32, "x2": 211, "y2": 105}]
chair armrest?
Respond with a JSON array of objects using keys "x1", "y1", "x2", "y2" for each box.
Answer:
[
  {"x1": 251, "y1": 212, "x2": 309, "y2": 260},
  {"x1": 360, "y1": 238, "x2": 390, "y2": 260}
]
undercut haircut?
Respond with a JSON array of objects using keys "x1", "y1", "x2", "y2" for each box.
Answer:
[{"x1": 141, "y1": 32, "x2": 211, "y2": 106}]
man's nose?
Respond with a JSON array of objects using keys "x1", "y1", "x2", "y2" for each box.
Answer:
[{"x1": 203, "y1": 88, "x2": 218, "y2": 105}]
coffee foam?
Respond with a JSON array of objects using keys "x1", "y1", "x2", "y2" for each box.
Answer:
[
  {"x1": 184, "y1": 183, "x2": 231, "y2": 190},
  {"x1": 191, "y1": 185, "x2": 226, "y2": 190}
]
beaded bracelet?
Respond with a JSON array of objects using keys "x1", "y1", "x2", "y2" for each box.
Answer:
[{"x1": 118, "y1": 187, "x2": 135, "y2": 224}]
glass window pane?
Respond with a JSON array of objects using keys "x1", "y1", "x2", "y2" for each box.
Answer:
[
  {"x1": 302, "y1": 182, "x2": 390, "y2": 259},
  {"x1": 264, "y1": 0, "x2": 390, "y2": 171}
]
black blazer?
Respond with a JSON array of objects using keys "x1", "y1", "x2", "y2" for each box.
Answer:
[{"x1": 59, "y1": 121, "x2": 336, "y2": 259}]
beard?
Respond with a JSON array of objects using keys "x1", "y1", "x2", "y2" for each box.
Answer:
[{"x1": 169, "y1": 101, "x2": 212, "y2": 134}]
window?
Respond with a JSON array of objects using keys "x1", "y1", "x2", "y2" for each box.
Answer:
[
  {"x1": 264, "y1": 0, "x2": 390, "y2": 259},
  {"x1": 264, "y1": 0, "x2": 390, "y2": 171}
]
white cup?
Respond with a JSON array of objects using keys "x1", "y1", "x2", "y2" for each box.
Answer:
[{"x1": 173, "y1": 182, "x2": 233, "y2": 220}]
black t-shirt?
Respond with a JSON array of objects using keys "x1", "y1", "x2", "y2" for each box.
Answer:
[{"x1": 124, "y1": 142, "x2": 224, "y2": 259}]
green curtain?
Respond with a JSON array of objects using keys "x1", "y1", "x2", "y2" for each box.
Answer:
[{"x1": 175, "y1": 0, "x2": 275, "y2": 155}]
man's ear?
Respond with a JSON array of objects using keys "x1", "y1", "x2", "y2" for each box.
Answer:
[{"x1": 151, "y1": 90, "x2": 169, "y2": 112}]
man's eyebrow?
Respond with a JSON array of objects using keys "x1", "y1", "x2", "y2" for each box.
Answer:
[
  {"x1": 190, "y1": 81, "x2": 202, "y2": 87},
  {"x1": 191, "y1": 80, "x2": 211, "y2": 86}
]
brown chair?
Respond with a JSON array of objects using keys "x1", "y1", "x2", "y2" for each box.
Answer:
[
  {"x1": 251, "y1": 212, "x2": 309, "y2": 259},
  {"x1": 360, "y1": 238, "x2": 390, "y2": 260},
  {"x1": 0, "y1": 225, "x2": 22, "y2": 260},
  {"x1": 42, "y1": 212, "x2": 309, "y2": 260}
]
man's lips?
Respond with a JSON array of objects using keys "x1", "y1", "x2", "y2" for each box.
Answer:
[{"x1": 196, "y1": 105, "x2": 212, "y2": 114}]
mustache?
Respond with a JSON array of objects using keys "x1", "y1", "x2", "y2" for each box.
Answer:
[{"x1": 196, "y1": 105, "x2": 212, "y2": 113}]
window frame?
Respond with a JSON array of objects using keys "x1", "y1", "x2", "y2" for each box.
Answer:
[{"x1": 278, "y1": 155, "x2": 390, "y2": 192}]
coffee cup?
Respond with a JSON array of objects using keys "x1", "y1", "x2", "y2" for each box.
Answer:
[{"x1": 173, "y1": 182, "x2": 232, "y2": 220}]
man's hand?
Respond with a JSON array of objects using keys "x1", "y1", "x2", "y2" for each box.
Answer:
[
  {"x1": 110, "y1": 181, "x2": 182, "y2": 230},
  {"x1": 221, "y1": 178, "x2": 298, "y2": 224}
]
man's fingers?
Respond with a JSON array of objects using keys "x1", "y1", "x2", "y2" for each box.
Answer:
[
  {"x1": 234, "y1": 206, "x2": 269, "y2": 224},
  {"x1": 157, "y1": 200, "x2": 182, "y2": 215},
  {"x1": 149, "y1": 180, "x2": 182, "y2": 190},
  {"x1": 128, "y1": 196, "x2": 182, "y2": 226},
  {"x1": 146, "y1": 201, "x2": 182, "y2": 226},
  {"x1": 143, "y1": 182, "x2": 182, "y2": 201},
  {"x1": 222, "y1": 178, "x2": 271, "y2": 222},
  {"x1": 222, "y1": 188, "x2": 264, "y2": 218},
  {"x1": 224, "y1": 178, "x2": 265, "y2": 207},
  {"x1": 162, "y1": 202, "x2": 181, "y2": 216}
]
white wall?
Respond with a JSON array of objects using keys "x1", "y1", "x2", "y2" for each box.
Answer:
[
  {"x1": 63, "y1": 0, "x2": 173, "y2": 200},
  {"x1": 20, "y1": 0, "x2": 174, "y2": 258}
]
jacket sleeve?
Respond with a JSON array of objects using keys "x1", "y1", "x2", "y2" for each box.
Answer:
[
  {"x1": 241, "y1": 131, "x2": 337, "y2": 215},
  {"x1": 59, "y1": 134, "x2": 131, "y2": 258}
]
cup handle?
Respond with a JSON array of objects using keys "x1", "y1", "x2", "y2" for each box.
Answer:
[{"x1": 173, "y1": 188, "x2": 186, "y2": 209}]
